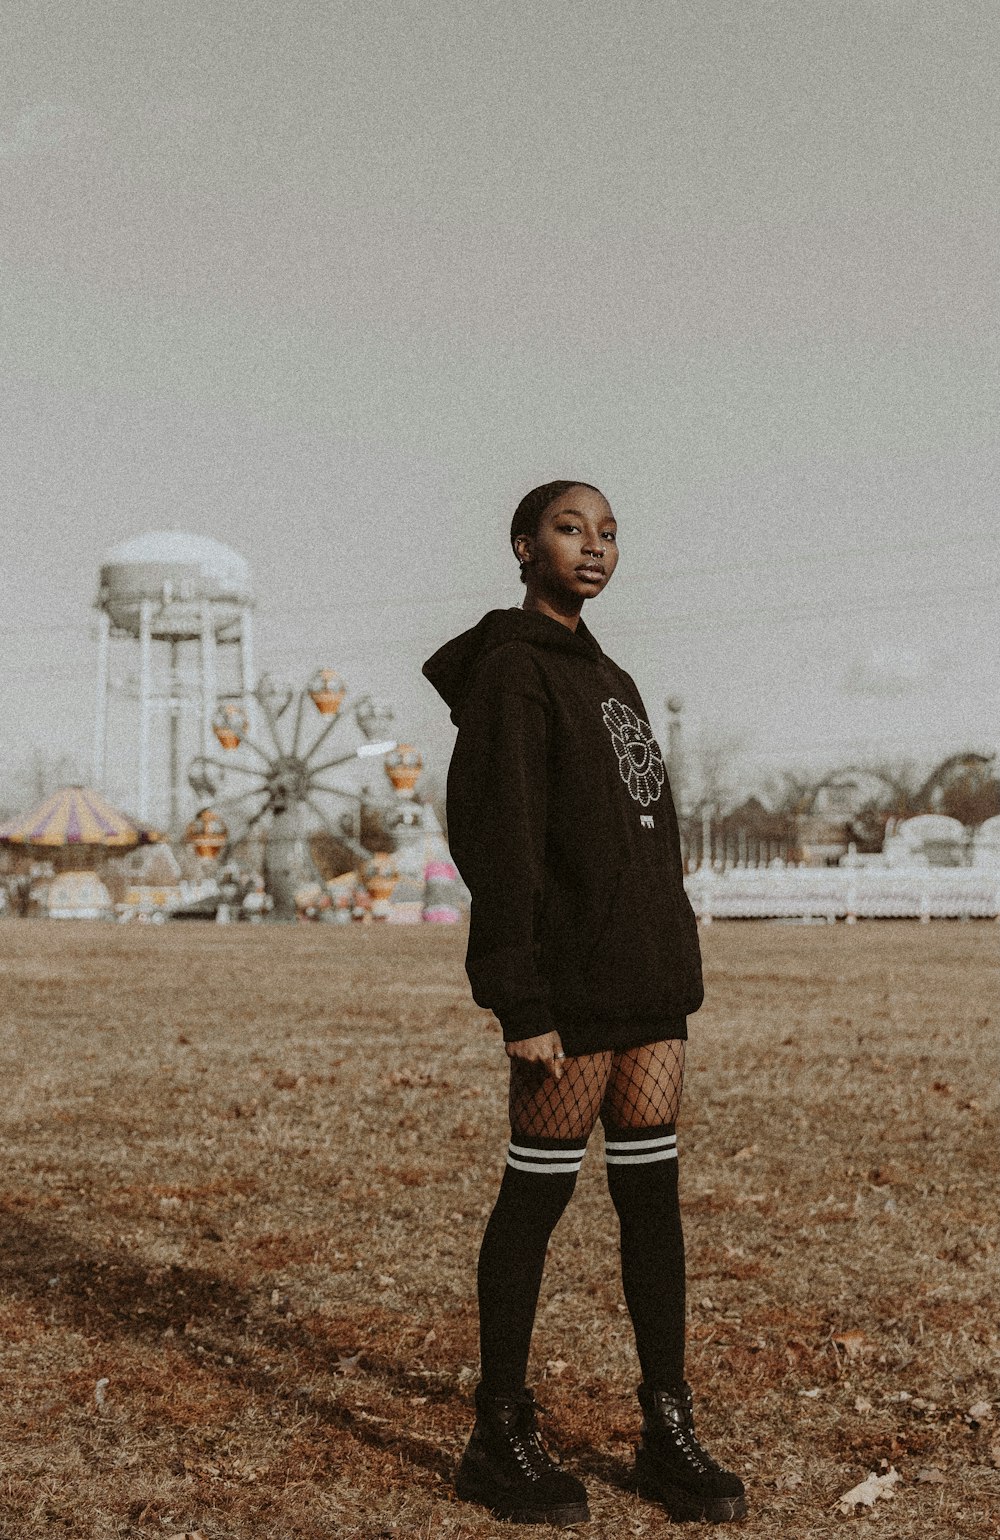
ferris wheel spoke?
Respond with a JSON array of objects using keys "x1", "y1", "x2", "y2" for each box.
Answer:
[
  {"x1": 239, "y1": 798, "x2": 272, "y2": 834},
  {"x1": 302, "y1": 794, "x2": 366, "y2": 862},
  {"x1": 302, "y1": 711, "x2": 343, "y2": 765},
  {"x1": 213, "y1": 761, "x2": 270, "y2": 782},
  {"x1": 290, "y1": 689, "x2": 308, "y2": 757},
  {"x1": 211, "y1": 779, "x2": 271, "y2": 806},
  {"x1": 303, "y1": 794, "x2": 344, "y2": 841},
  {"x1": 308, "y1": 782, "x2": 362, "y2": 799},
  {"x1": 309, "y1": 751, "x2": 362, "y2": 775},
  {"x1": 193, "y1": 755, "x2": 244, "y2": 777},
  {"x1": 258, "y1": 692, "x2": 288, "y2": 757},
  {"x1": 236, "y1": 735, "x2": 274, "y2": 765},
  {"x1": 219, "y1": 795, "x2": 272, "y2": 857}
]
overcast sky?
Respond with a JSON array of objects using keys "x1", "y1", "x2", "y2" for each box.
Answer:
[{"x1": 2, "y1": 0, "x2": 997, "y2": 820}]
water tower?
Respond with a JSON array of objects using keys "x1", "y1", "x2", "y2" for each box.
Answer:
[{"x1": 92, "y1": 532, "x2": 255, "y2": 834}]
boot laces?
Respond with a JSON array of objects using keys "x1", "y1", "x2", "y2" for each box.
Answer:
[
  {"x1": 648, "y1": 1391, "x2": 723, "y2": 1478},
  {"x1": 670, "y1": 1421, "x2": 722, "y2": 1476},
  {"x1": 509, "y1": 1400, "x2": 558, "y2": 1482}
]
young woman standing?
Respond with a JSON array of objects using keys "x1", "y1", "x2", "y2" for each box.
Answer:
[{"x1": 422, "y1": 481, "x2": 746, "y2": 1527}]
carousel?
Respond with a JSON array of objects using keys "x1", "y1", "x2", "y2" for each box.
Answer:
[
  {"x1": 0, "y1": 785, "x2": 162, "y2": 860},
  {"x1": 0, "y1": 785, "x2": 164, "y2": 919}
]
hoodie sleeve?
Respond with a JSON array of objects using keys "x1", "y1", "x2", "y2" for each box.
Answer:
[{"x1": 444, "y1": 645, "x2": 556, "y2": 1042}]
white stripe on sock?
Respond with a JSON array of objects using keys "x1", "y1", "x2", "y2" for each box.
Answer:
[
  {"x1": 508, "y1": 1142, "x2": 587, "y2": 1161},
  {"x1": 604, "y1": 1134, "x2": 677, "y2": 1152},
  {"x1": 605, "y1": 1147, "x2": 678, "y2": 1165},
  {"x1": 506, "y1": 1154, "x2": 584, "y2": 1174}
]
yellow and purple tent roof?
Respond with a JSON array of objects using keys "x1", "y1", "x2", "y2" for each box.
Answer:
[{"x1": 0, "y1": 786, "x2": 163, "y2": 848}]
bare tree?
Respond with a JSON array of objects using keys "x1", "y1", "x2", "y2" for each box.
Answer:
[{"x1": 685, "y1": 728, "x2": 748, "y2": 812}]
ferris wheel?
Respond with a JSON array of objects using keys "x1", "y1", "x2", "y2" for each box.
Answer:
[{"x1": 185, "y1": 670, "x2": 422, "y2": 918}]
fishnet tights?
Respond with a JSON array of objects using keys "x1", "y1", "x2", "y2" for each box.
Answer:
[{"x1": 508, "y1": 1040, "x2": 685, "y2": 1140}]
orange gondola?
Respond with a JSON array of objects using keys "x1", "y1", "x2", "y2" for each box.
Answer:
[
  {"x1": 308, "y1": 668, "x2": 347, "y2": 717},
  {"x1": 212, "y1": 703, "x2": 248, "y2": 751},
  {"x1": 363, "y1": 853, "x2": 400, "y2": 902},
  {"x1": 384, "y1": 744, "x2": 423, "y2": 798},
  {"x1": 184, "y1": 807, "x2": 228, "y2": 860}
]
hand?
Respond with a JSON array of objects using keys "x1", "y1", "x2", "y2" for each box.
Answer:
[{"x1": 505, "y1": 1031, "x2": 567, "y2": 1080}]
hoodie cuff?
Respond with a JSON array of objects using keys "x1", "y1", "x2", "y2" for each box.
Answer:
[{"x1": 496, "y1": 1001, "x2": 559, "y2": 1044}]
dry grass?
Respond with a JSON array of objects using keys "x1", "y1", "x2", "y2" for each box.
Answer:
[{"x1": 0, "y1": 917, "x2": 997, "y2": 1539}]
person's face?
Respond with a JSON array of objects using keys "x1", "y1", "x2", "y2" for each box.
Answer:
[{"x1": 515, "y1": 486, "x2": 619, "y2": 602}]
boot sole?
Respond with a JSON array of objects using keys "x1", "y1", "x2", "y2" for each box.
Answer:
[
  {"x1": 455, "y1": 1469, "x2": 590, "y2": 1527},
  {"x1": 636, "y1": 1476, "x2": 747, "y2": 1525}
]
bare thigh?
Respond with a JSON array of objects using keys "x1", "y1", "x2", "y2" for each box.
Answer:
[
  {"x1": 507, "y1": 1040, "x2": 686, "y2": 1140},
  {"x1": 509, "y1": 1051, "x2": 613, "y2": 1140},
  {"x1": 600, "y1": 1040, "x2": 686, "y2": 1132}
]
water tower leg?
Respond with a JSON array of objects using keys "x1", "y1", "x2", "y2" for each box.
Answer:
[
  {"x1": 239, "y1": 607, "x2": 256, "y2": 728},
  {"x1": 138, "y1": 598, "x2": 154, "y2": 822},
  {"x1": 168, "y1": 639, "x2": 182, "y2": 839},
  {"x1": 200, "y1": 599, "x2": 217, "y2": 759},
  {"x1": 92, "y1": 609, "x2": 110, "y2": 789}
]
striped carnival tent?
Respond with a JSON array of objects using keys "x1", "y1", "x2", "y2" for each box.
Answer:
[{"x1": 0, "y1": 785, "x2": 163, "y2": 867}]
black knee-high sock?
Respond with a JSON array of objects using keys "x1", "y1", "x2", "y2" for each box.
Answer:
[
  {"x1": 604, "y1": 1123, "x2": 685, "y2": 1388},
  {"x1": 476, "y1": 1136, "x2": 586, "y2": 1395}
]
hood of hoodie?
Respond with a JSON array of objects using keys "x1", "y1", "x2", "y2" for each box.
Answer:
[{"x1": 422, "y1": 607, "x2": 603, "y2": 723}]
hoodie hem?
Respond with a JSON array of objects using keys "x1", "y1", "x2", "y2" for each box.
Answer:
[{"x1": 552, "y1": 1014, "x2": 689, "y2": 1056}]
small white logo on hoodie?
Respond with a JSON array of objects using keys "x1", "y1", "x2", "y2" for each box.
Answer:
[{"x1": 601, "y1": 698, "x2": 666, "y2": 808}]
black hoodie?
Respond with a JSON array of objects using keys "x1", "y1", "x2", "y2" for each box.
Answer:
[{"x1": 421, "y1": 607, "x2": 703, "y2": 1055}]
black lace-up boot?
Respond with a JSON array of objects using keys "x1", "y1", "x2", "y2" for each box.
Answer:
[
  {"x1": 455, "y1": 1384, "x2": 590, "y2": 1527},
  {"x1": 635, "y1": 1381, "x2": 747, "y2": 1524}
]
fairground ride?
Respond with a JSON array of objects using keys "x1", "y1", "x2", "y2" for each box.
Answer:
[{"x1": 186, "y1": 670, "x2": 422, "y2": 919}]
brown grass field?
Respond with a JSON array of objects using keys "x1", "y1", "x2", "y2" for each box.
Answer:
[{"x1": 0, "y1": 918, "x2": 997, "y2": 1539}]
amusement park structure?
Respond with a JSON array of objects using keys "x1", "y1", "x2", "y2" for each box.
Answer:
[
  {"x1": 185, "y1": 670, "x2": 424, "y2": 919},
  {"x1": 677, "y1": 750, "x2": 999, "y2": 871},
  {"x1": 93, "y1": 532, "x2": 255, "y2": 834}
]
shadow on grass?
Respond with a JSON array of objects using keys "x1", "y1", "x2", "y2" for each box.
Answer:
[
  {"x1": 0, "y1": 1210, "x2": 471, "y2": 1483},
  {"x1": 1, "y1": 1210, "x2": 636, "y2": 1492}
]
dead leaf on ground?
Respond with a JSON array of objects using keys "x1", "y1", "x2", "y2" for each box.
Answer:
[
  {"x1": 968, "y1": 1400, "x2": 993, "y2": 1422},
  {"x1": 854, "y1": 1396, "x2": 873, "y2": 1413},
  {"x1": 834, "y1": 1465, "x2": 901, "y2": 1514},
  {"x1": 387, "y1": 1068, "x2": 436, "y2": 1088},
  {"x1": 916, "y1": 1467, "x2": 946, "y2": 1484},
  {"x1": 545, "y1": 1358, "x2": 569, "y2": 1378},
  {"x1": 832, "y1": 1329, "x2": 866, "y2": 1359}
]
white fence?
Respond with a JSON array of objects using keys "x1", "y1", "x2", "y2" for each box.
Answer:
[{"x1": 684, "y1": 867, "x2": 1000, "y2": 922}]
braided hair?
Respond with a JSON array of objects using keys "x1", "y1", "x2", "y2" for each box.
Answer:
[{"x1": 510, "y1": 480, "x2": 603, "y2": 585}]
